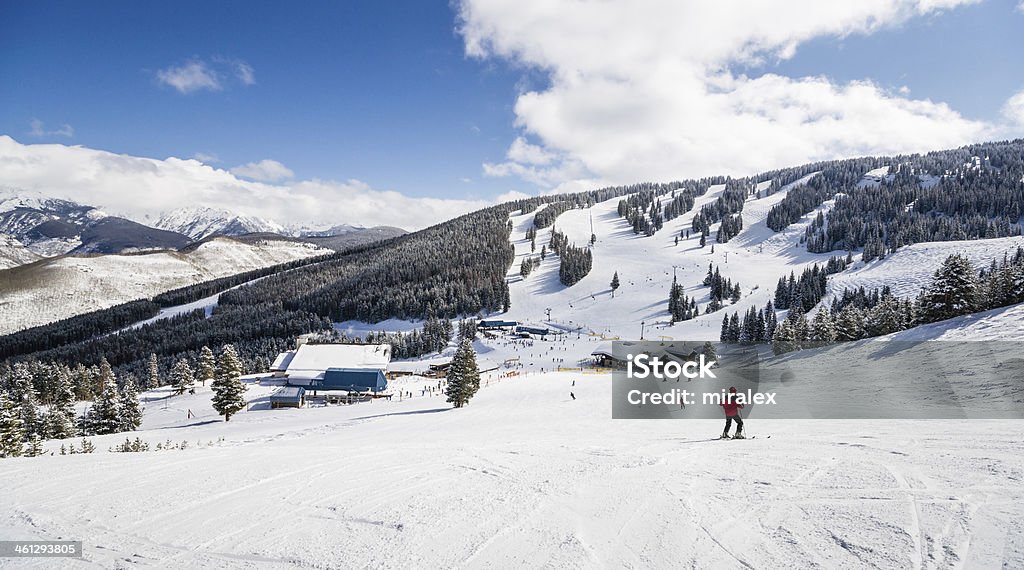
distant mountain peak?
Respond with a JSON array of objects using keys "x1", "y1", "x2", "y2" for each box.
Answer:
[{"x1": 154, "y1": 206, "x2": 286, "y2": 239}]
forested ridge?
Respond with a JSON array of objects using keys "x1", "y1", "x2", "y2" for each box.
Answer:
[{"x1": 764, "y1": 140, "x2": 1024, "y2": 260}]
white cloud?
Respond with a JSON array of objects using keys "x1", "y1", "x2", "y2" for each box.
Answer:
[
  {"x1": 1018, "y1": 1, "x2": 1024, "y2": 13},
  {"x1": 0, "y1": 136, "x2": 488, "y2": 231},
  {"x1": 230, "y1": 159, "x2": 295, "y2": 182},
  {"x1": 156, "y1": 58, "x2": 256, "y2": 94},
  {"x1": 506, "y1": 137, "x2": 554, "y2": 165},
  {"x1": 28, "y1": 119, "x2": 73, "y2": 138},
  {"x1": 156, "y1": 60, "x2": 222, "y2": 94},
  {"x1": 235, "y1": 62, "x2": 256, "y2": 85},
  {"x1": 457, "y1": 0, "x2": 1012, "y2": 188},
  {"x1": 1003, "y1": 90, "x2": 1024, "y2": 126},
  {"x1": 192, "y1": 152, "x2": 219, "y2": 163},
  {"x1": 495, "y1": 190, "x2": 533, "y2": 203}
]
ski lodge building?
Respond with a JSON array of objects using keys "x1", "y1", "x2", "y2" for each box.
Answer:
[
  {"x1": 271, "y1": 343, "x2": 391, "y2": 393},
  {"x1": 591, "y1": 341, "x2": 634, "y2": 367}
]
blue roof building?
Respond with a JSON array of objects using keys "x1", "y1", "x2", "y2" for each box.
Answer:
[
  {"x1": 306, "y1": 368, "x2": 388, "y2": 393},
  {"x1": 479, "y1": 319, "x2": 518, "y2": 329}
]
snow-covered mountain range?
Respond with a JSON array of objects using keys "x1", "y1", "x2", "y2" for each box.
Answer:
[
  {"x1": 152, "y1": 207, "x2": 287, "y2": 240},
  {"x1": 0, "y1": 237, "x2": 330, "y2": 334},
  {"x1": 0, "y1": 188, "x2": 406, "y2": 270},
  {"x1": 0, "y1": 187, "x2": 192, "y2": 266}
]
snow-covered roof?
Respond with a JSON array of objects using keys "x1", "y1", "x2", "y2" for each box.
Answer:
[
  {"x1": 284, "y1": 343, "x2": 391, "y2": 380},
  {"x1": 271, "y1": 351, "x2": 296, "y2": 371},
  {"x1": 591, "y1": 341, "x2": 639, "y2": 361},
  {"x1": 270, "y1": 386, "x2": 305, "y2": 401}
]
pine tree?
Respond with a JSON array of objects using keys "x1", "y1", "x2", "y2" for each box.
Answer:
[
  {"x1": 763, "y1": 301, "x2": 778, "y2": 342},
  {"x1": 919, "y1": 254, "x2": 980, "y2": 322},
  {"x1": 0, "y1": 393, "x2": 25, "y2": 458},
  {"x1": 865, "y1": 296, "x2": 904, "y2": 337},
  {"x1": 45, "y1": 366, "x2": 78, "y2": 439},
  {"x1": 9, "y1": 363, "x2": 41, "y2": 440},
  {"x1": 610, "y1": 272, "x2": 620, "y2": 297},
  {"x1": 90, "y1": 360, "x2": 122, "y2": 435},
  {"x1": 198, "y1": 346, "x2": 215, "y2": 386},
  {"x1": 147, "y1": 353, "x2": 160, "y2": 389},
  {"x1": 445, "y1": 339, "x2": 481, "y2": 408},
  {"x1": 212, "y1": 344, "x2": 247, "y2": 421},
  {"x1": 119, "y1": 375, "x2": 143, "y2": 432},
  {"x1": 727, "y1": 313, "x2": 740, "y2": 343},
  {"x1": 170, "y1": 359, "x2": 195, "y2": 395},
  {"x1": 23, "y1": 433, "x2": 43, "y2": 457},
  {"x1": 791, "y1": 309, "x2": 810, "y2": 341},
  {"x1": 834, "y1": 306, "x2": 865, "y2": 341},
  {"x1": 700, "y1": 341, "x2": 718, "y2": 364},
  {"x1": 772, "y1": 320, "x2": 799, "y2": 355},
  {"x1": 809, "y1": 309, "x2": 836, "y2": 344}
]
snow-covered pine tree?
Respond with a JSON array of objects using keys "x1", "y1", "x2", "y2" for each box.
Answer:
[
  {"x1": 764, "y1": 301, "x2": 778, "y2": 342},
  {"x1": 146, "y1": 353, "x2": 160, "y2": 389},
  {"x1": 119, "y1": 375, "x2": 143, "y2": 432},
  {"x1": 790, "y1": 309, "x2": 810, "y2": 341},
  {"x1": 23, "y1": 433, "x2": 43, "y2": 457},
  {"x1": 170, "y1": 359, "x2": 195, "y2": 395},
  {"x1": 834, "y1": 305, "x2": 865, "y2": 341},
  {"x1": 90, "y1": 359, "x2": 122, "y2": 435},
  {"x1": 212, "y1": 344, "x2": 247, "y2": 421},
  {"x1": 865, "y1": 296, "x2": 904, "y2": 337},
  {"x1": 809, "y1": 308, "x2": 836, "y2": 344},
  {"x1": 445, "y1": 339, "x2": 481, "y2": 408},
  {"x1": 45, "y1": 365, "x2": 78, "y2": 440},
  {"x1": 727, "y1": 313, "x2": 740, "y2": 343},
  {"x1": 71, "y1": 364, "x2": 95, "y2": 401},
  {"x1": 610, "y1": 272, "x2": 620, "y2": 297},
  {"x1": 919, "y1": 254, "x2": 979, "y2": 323},
  {"x1": 198, "y1": 346, "x2": 215, "y2": 386},
  {"x1": 0, "y1": 393, "x2": 25, "y2": 458},
  {"x1": 458, "y1": 319, "x2": 478, "y2": 342},
  {"x1": 9, "y1": 363, "x2": 41, "y2": 440},
  {"x1": 772, "y1": 320, "x2": 799, "y2": 355}
]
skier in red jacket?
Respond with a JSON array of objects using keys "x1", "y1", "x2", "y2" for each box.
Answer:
[{"x1": 720, "y1": 386, "x2": 745, "y2": 439}]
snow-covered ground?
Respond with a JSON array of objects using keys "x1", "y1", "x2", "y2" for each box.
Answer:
[
  {"x1": 0, "y1": 238, "x2": 327, "y2": 334},
  {"x1": 824, "y1": 235, "x2": 1024, "y2": 305},
  {"x1": 503, "y1": 184, "x2": 845, "y2": 342},
  {"x1": 3, "y1": 189, "x2": 1024, "y2": 568},
  {"x1": 2, "y1": 368, "x2": 1022, "y2": 568},
  {"x1": 0, "y1": 234, "x2": 41, "y2": 270}
]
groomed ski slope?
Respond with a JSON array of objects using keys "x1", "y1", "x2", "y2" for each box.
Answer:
[
  {"x1": 503, "y1": 178, "x2": 841, "y2": 341},
  {"x1": 2, "y1": 370, "x2": 1022, "y2": 569}
]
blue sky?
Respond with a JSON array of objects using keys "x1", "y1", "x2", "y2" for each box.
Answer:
[
  {"x1": 1, "y1": 0, "x2": 1023, "y2": 227},
  {"x1": 1, "y1": 1, "x2": 524, "y2": 199}
]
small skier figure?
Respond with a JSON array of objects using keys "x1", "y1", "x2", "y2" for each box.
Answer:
[
  {"x1": 720, "y1": 386, "x2": 745, "y2": 439},
  {"x1": 570, "y1": 392, "x2": 576, "y2": 400}
]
